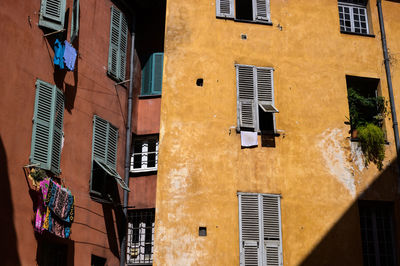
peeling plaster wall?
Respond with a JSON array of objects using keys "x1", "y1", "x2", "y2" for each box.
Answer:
[{"x1": 154, "y1": 0, "x2": 400, "y2": 265}]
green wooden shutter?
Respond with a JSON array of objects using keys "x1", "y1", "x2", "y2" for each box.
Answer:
[
  {"x1": 93, "y1": 116, "x2": 108, "y2": 162},
  {"x1": 39, "y1": 0, "x2": 66, "y2": 31},
  {"x1": 30, "y1": 80, "x2": 64, "y2": 174},
  {"x1": 253, "y1": 0, "x2": 270, "y2": 22},
  {"x1": 108, "y1": 6, "x2": 128, "y2": 81},
  {"x1": 70, "y1": 0, "x2": 80, "y2": 42},
  {"x1": 216, "y1": 0, "x2": 234, "y2": 18},
  {"x1": 237, "y1": 65, "x2": 257, "y2": 130},
  {"x1": 106, "y1": 124, "x2": 118, "y2": 169},
  {"x1": 151, "y1": 53, "x2": 164, "y2": 95},
  {"x1": 141, "y1": 57, "x2": 152, "y2": 95}
]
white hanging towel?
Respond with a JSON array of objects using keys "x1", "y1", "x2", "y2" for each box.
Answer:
[{"x1": 240, "y1": 131, "x2": 258, "y2": 147}]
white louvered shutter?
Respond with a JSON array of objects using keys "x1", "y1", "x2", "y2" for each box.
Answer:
[
  {"x1": 216, "y1": 0, "x2": 234, "y2": 18},
  {"x1": 237, "y1": 65, "x2": 256, "y2": 129},
  {"x1": 262, "y1": 195, "x2": 282, "y2": 266},
  {"x1": 239, "y1": 194, "x2": 261, "y2": 266},
  {"x1": 253, "y1": 0, "x2": 270, "y2": 22},
  {"x1": 256, "y1": 68, "x2": 277, "y2": 113},
  {"x1": 39, "y1": 0, "x2": 66, "y2": 31}
]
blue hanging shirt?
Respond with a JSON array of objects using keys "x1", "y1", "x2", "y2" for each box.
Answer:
[{"x1": 54, "y1": 39, "x2": 65, "y2": 69}]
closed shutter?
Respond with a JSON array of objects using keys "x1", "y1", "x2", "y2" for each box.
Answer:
[
  {"x1": 239, "y1": 193, "x2": 283, "y2": 266},
  {"x1": 30, "y1": 80, "x2": 64, "y2": 174},
  {"x1": 253, "y1": 0, "x2": 270, "y2": 21},
  {"x1": 257, "y1": 68, "x2": 278, "y2": 113},
  {"x1": 39, "y1": 0, "x2": 66, "y2": 31},
  {"x1": 237, "y1": 65, "x2": 256, "y2": 129},
  {"x1": 108, "y1": 7, "x2": 128, "y2": 81},
  {"x1": 239, "y1": 194, "x2": 260, "y2": 266},
  {"x1": 93, "y1": 116, "x2": 108, "y2": 163},
  {"x1": 152, "y1": 53, "x2": 164, "y2": 95},
  {"x1": 216, "y1": 0, "x2": 234, "y2": 18},
  {"x1": 70, "y1": 0, "x2": 79, "y2": 42},
  {"x1": 262, "y1": 195, "x2": 282, "y2": 266}
]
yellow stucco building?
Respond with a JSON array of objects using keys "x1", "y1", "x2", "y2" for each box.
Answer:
[{"x1": 154, "y1": 0, "x2": 400, "y2": 265}]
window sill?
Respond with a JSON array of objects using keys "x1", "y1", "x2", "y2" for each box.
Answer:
[
  {"x1": 216, "y1": 17, "x2": 273, "y2": 26},
  {"x1": 138, "y1": 94, "x2": 161, "y2": 99},
  {"x1": 350, "y1": 138, "x2": 390, "y2": 145},
  {"x1": 130, "y1": 167, "x2": 158, "y2": 174},
  {"x1": 340, "y1": 31, "x2": 375, "y2": 38}
]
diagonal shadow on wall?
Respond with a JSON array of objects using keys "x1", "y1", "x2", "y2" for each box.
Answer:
[
  {"x1": 0, "y1": 136, "x2": 21, "y2": 265},
  {"x1": 300, "y1": 158, "x2": 400, "y2": 266}
]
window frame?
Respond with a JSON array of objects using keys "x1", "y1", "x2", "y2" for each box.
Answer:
[
  {"x1": 216, "y1": 0, "x2": 272, "y2": 24},
  {"x1": 70, "y1": 0, "x2": 79, "y2": 42},
  {"x1": 130, "y1": 135, "x2": 159, "y2": 173},
  {"x1": 338, "y1": 1, "x2": 370, "y2": 35},
  {"x1": 238, "y1": 192, "x2": 283, "y2": 266},
  {"x1": 236, "y1": 64, "x2": 278, "y2": 133}
]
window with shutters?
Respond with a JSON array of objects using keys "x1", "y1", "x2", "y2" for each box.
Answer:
[
  {"x1": 127, "y1": 209, "x2": 155, "y2": 265},
  {"x1": 141, "y1": 53, "x2": 164, "y2": 96},
  {"x1": 238, "y1": 193, "x2": 283, "y2": 266},
  {"x1": 216, "y1": 0, "x2": 271, "y2": 23},
  {"x1": 236, "y1": 64, "x2": 278, "y2": 134},
  {"x1": 70, "y1": 0, "x2": 79, "y2": 42},
  {"x1": 130, "y1": 135, "x2": 159, "y2": 173},
  {"x1": 338, "y1": 0, "x2": 370, "y2": 35},
  {"x1": 108, "y1": 6, "x2": 128, "y2": 82},
  {"x1": 39, "y1": 0, "x2": 66, "y2": 31},
  {"x1": 30, "y1": 79, "x2": 64, "y2": 175},
  {"x1": 358, "y1": 201, "x2": 397, "y2": 266},
  {"x1": 90, "y1": 116, "x2": 129, "y2": 200}
]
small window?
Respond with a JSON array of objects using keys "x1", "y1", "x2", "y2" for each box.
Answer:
[
  {"x1": 216, "y1": 0, "x2": 271, "y2": 23},
  {"x1": 90, "y1": 116, "x2": 129, "y2": 200},
  {"x1": 238, "y1": 193, "x2": 283, "y2": 266},
  {"x1": 30, "y1": 79, "x2": 64, "y2": 174},
  {"x1": 130, "y1": 135, "x2": 159, "y2": 173},
  {"x1": 338, "y1": 0, "x2": 370, "y2": 34},
  {"x1": 127, "y1": 209, "x2": 155, "y2": 265},
  {"x1": 358, "y1": 201, "x2": 397, "y2": 265},
  {"x1": 91, "y1": 255, "x2": 106, "y2": 266},
  {"x1": 236, "y1": 65, "x2": 278, "y2": 133},
  {"x1": 141, "y1": 53, "x2": 164, "y2": 96},
  {"x1": 70, "y1": 0, "x2": 80, "y2": 42},
  {"x1": 37, "y1": 240, "x2": 67, "y2": 266},
  {"x1": 108, "y1": 6, "x2": 128, "y2": 81},
  {"x1": 39, "y1": 0, "x2": 66, "y2": 31}
]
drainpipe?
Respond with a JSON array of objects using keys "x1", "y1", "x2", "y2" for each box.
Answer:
[
  {"x1": 377, "y1": 0, "x2": 400, "y2": 193},
  {"x1": 120, "y1": 16, "x2": 136, "y2": 266}
]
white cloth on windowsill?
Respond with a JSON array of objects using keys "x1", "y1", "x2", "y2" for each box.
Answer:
[{"x1": 240, "y1": 131, "x2": 258, "y2": 147}]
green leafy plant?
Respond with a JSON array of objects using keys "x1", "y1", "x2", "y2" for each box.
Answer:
[{"x1": 357, "y1": 123, "x2": 385, "y2": 170}]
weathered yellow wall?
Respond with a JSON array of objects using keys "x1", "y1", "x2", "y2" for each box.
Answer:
[{"x1": 154, "y1": 0, "x2": 400, "y2": 265}]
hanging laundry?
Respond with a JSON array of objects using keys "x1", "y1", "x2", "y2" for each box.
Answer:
[
  {"x1": 54, "y1": 39, "x2": 65, "y2": 69},
  {"x1": 63, "y1": 40, "x2": 77, "y2": 71},
  {"x1": 240, "y1": 131, "x2": 258, "y2": 147}
]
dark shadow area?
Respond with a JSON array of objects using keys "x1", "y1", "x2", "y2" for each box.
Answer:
[
  {"x1": 36, "y1": 231, "x2": 75, "y2": 266},
  {"x1": 300, "y1": 158, "x2": 400, "y2": 266},
  {"x1": 236, "y1": 0, "x2": 253, "y2": 21},
  {"x1": 0, "y1": 136, "x2": 21, "y2": 265}
]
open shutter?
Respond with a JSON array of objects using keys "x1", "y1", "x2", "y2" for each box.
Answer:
[
  {"x1": 253, "y1": 0, "x2": 270, "y2": 22},
  {"x1": 93, "y1": 116, "x2": 108, "y2": 163},
  {"x1": 151, "y1": 53, "x2": 164, "y2": 95},
  {"x1": 50, "y1": 87, "x2": 64, "y2": 174},
  {"x1": 106, "y1": 124, "x2": 118, "y2": 169},
  {"x1": 239, "y1": 194, "x2": 261, "y2": 266},
  {"x1": 70, "y1": 0, "x2": 79, "y2": 42},
  {"x1": 216, "y1": 0, "x2": 234, "y2": 18},
  {"x1": 262, "y1": 195, "x2": 282, "y2": 266},
  {"x1": 237, "y1": 65, "x2": 256, "y2": 130},
  {"x1": 30, "y1": 80, "x2": 63, "y2": 174},
  {"x1": 108, "y1": 7, "x2": 121, "y2": 79},
  {"x1": 39, "y1": 0, "x2": 66, "y2": 31},
  {"x1": 256, "y1": 68, "x2": 278, "y2": 113}
]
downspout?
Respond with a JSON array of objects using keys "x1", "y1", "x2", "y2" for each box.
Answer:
[
  {"x1": 377, "y1": 0, "x2": 400, "y2": 192},
  {"x1": 120, "y1": 15, "x2": 136, "y2": 266}
]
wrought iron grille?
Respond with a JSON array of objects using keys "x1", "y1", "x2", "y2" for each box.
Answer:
[{"x1": 127, "y1": 209, "x2": 155, "y2": 265}]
